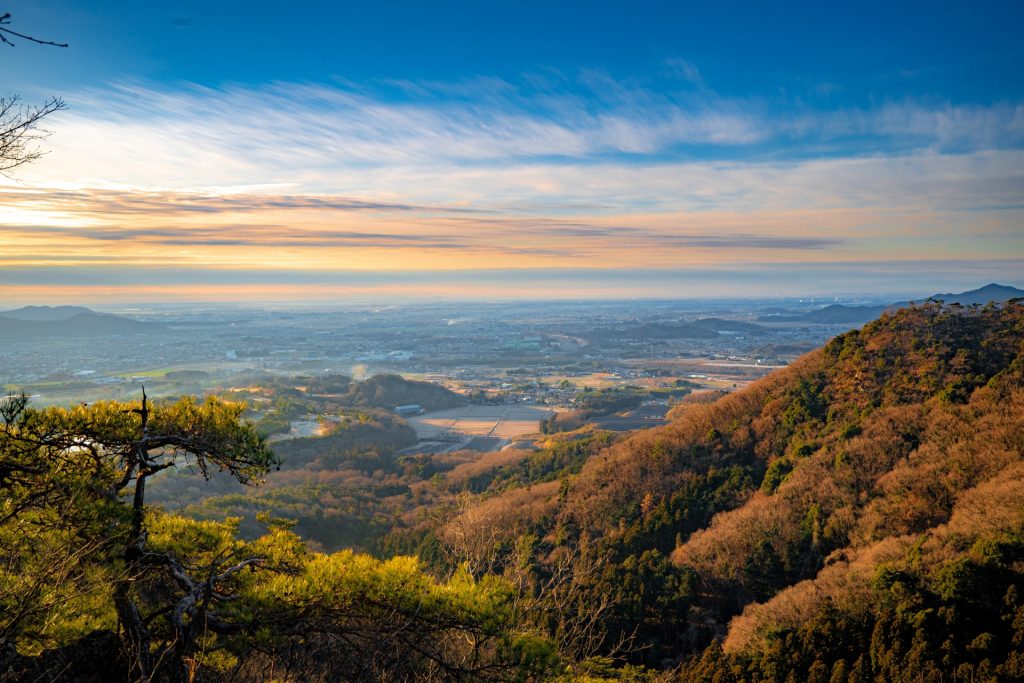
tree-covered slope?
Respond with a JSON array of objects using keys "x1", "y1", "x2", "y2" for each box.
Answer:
[
  {"x1": 438, "y1": 302, "x2": 1024, "y2": 677},
  {"x1": 339, "y1": 373, "x2": 466, "y2": 411},
  {"x1": 672, "y1": 302, "x2": 1024, "y2": 681},
  {"x1": 3, "y1": 302, "x2": 1021, "y2": 681}
]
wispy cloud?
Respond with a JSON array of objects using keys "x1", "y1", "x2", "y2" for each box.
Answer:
[
  {"x1": 663, "y1": 58, "x2": 705, "y2": 87},
  {"x1": 9, "y1": 72, "x2": 1018, "y2": 223},
  {"x1": 4, "y1": 71, "x2": 1023, "y2": 301},
  {"x1": 24, "y1": 74, "x2": 1024, "y2": 190},
  {"x1": 0, "y1": 187, "x2": 477, "y2": 216},
  {"x1": 4, "y1": 217, "x2": 843, "y2": 252}
]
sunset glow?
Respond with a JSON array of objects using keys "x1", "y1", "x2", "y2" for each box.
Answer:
[{"x1": 2, "y1": 1, "x2": 1022, "y2": 303}]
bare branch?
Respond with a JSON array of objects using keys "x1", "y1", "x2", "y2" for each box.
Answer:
[
  {"x1": 0, "y1": 95, "x2": 67, "y2": 174},
  {"x1": 0, "y1": 12, "x2": 69, "y2": 48}
]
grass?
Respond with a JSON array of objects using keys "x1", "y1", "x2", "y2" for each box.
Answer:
[{"x1": 112, "y1": 368, "x2": 174, "y2": 378}]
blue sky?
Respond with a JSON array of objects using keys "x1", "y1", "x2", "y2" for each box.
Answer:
[
  {"x1": 12, "y1": 1, "x2": 1022, "y2": 104},
  {"x1": 2, "y1": 1, "x2": 1022, "y2": 303}
]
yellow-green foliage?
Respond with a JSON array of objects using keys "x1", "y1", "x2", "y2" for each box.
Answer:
[
  {"x1": 0, "y1": 393, "x2": 555, "y2": 681},
  {"x1": 0, "y1": 523, "x2": 116, "y2": 654}
]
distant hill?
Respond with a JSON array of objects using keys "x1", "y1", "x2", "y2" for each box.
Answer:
[
  {"x1": 919, "y1": 281, "x2": 1024, "y2": 306},
  {"x1": 340, "y1": 374, "x2": 465, "y2": 412},
  {"x1": 0, "y1": 305, "x2": 96, "y2": 321},
  {"x1": 590, "y1": 317, "x2": 765, "y2": 341},
  {"x1": 0, "y1": 308, "x2": 160, "y2": 338},
  {"x1": 759, "y1": 283, "x2": 1024, "y2": 324},
  {"x1": 757, "y1": 303, "x2": 888, "y2": 324}
]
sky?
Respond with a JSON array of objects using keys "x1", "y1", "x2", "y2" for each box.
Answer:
[{"x1": 1, "y1": 0, "x2": 1022, "y2": 304}]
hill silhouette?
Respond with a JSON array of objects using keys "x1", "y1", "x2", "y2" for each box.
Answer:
[
  {"x1": 0, "y1": 305, "x2": 95, "y2": 321},
  {"x1": 758, "y1": 282, "x2": 1024, "y2": 324},
  {"x1": 0, "y1": 309, "x2": 160, "y2": 338},
  {"x1": 757, "y1": 303, "x2": 888, "y2": 323},
  {"x1": 924, "y1": 281, "x2": 1024, "y2": 306}
]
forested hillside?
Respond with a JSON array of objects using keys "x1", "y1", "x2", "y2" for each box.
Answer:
[
  {"x1": 334, "y1": 373, "x2": 467, "y2": 411},
  {"x1": 240, "y1": 372, "x2": 465, "y2": 437},
  {"x1": 436, "y1": 301, "x2": 1024, "y2": 680},
  {"x1": 1, "y1": 302, "x2": 1021, "y2": 681}
]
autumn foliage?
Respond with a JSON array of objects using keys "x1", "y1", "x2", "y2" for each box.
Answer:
[
  {"x1": 1, "y1": 302, "x2": 1022, "y2": 680},
  {"x1": 441, "y1": 301, "x2": 1024, "y2": 678}
]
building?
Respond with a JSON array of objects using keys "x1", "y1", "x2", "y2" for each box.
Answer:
[{"x1": 394, "y1": 404, "x2": 422, "y2": 417}]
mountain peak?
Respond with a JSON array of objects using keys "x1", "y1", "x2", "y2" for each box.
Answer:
[
  {"x1": 0, "y1": 305, "x2": 98, "y2": 322},
  {"x1": 0, "y1": 307, "x2": 157, "y2": 338},
  {"x1": 926, "y1": 282, "x2": 1024, "y2": 306}
]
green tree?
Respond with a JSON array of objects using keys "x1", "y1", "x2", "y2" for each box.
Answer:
[
  {"x1": 0, "y1": 392, "x2": 554, "y2": 681},
  {"x1": 0, "y1": 390, "x2": 277, "y2": 679}
]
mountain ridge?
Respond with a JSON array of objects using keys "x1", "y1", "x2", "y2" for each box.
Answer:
[
  {"x1": 757, "y1": 282, "x2": 1024, "y2": 324},
  {"x1": 0, "y1": 308, "x2": 160, "y2": 338},
  {"x1": 439, "y1": 300, "x2": 1024, "y2": 677},
  {"x1": 0, "y1": 305, "x2": 98, "y2": 321}
]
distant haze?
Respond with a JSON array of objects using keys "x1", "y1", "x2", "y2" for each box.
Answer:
[{"x1": 1, "y1": 267, "x2": 1021, "y2": 307}]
